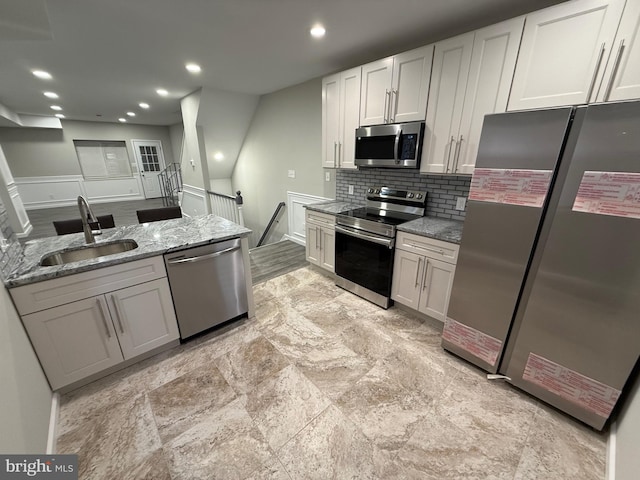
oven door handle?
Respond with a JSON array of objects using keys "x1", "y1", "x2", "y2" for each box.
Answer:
[{"x1": 335, "y1": 225, "x2": 395, "y2": 249}]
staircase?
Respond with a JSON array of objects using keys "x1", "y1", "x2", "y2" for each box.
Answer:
[{"x1": 159, "y1": 163, "x2": 182, "y2": 206}]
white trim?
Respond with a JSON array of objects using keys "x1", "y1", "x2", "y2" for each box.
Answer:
[
  {"x1": 286, "y1": 191, "x2": 331, "y2": 246},
  {"x1": 181, "y1": 184, "x2": 207, "y2": 217},
  {"x1": 46, "y1": 392, "x2": 60, "y2": 454},
  {"x1": 607, "y1": 421, "x2": 616, "y2": 480},
  {"x1": 283, "y1": 234, "x2": 304, "y2": 246},
  {"x1": 15, "y1": 175, "x2": 145, "y2": 209},
  {"x1": 131, "y1": 139, "x2": 166, "y2": 199}
]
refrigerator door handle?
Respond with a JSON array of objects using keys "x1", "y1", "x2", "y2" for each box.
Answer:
[
  {"x1": 587, "y1": 42, "x2": 606, "y2": 102},
  {"x1": 604, "y1": 40, "x2": 625, "y2": 101}
]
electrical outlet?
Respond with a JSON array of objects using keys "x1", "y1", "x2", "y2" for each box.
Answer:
[
  {"x1": 325, "y1": 171, "x2": 331, "y2": 182},
  {"x1": 288, "y1": 169, "x2": 296, "y2": 178},
  {"x1": 456, "y1": 197, "x2": 467, "y2": 210},
  {"x1": 348, "y1": 185, "x2": 354, "y2": 195}
]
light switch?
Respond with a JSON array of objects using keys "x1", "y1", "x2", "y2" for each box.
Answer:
[
  {"x1": 325, "y1": 172, "x2": 331, "y2": 182},
  {"x1": 456, "y1": 197, "x2": 467, "y2": 210},
  {"x1": 348, "y1": 185, "x2": 354, "y2": 195},
  {"x1": 288, "y1": 169, "x2": 296, "y2": 178}
]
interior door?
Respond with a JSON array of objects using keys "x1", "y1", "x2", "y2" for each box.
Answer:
[{"x1": 132, "y1": 140, "x2": 165, "y2": 198}]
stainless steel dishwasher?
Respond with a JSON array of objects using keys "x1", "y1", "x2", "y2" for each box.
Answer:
[{"x1": 164, "y1": 238, "x2": 248, "y2": 339}]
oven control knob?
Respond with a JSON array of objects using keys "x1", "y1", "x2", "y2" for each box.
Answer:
[
  {"x1": 368, "y1": 188, "x2": 374, "y2": 193},
  {"x1": 407, "y1": 193, "x2": 414, "y2": 198},
  {"x1": 374, "y1": 189, "x2": 380, "y2": 194},
  {"x1": 416, "y1": 194, "x2": 423, "y2": 199}
]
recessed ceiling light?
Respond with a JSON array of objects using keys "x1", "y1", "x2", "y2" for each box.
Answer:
[
  {"x1": 55, "y1": 113, "x2": 65, "y2": 119},
  {"x1": 43, "y1": 91, "x2": 59, "y2": 99},
  {"x1": 32, "y1": 70, "x2": 52, "y2": 79},
  {"x1": 139, "y1": 102, "x2": 150, "y2": 109},
  {"x1": 118, "y1": 118, "x2": 127, "y2": 123},
  {"x1": 213, "y1": 152, "x2": 224, "y2": 161},
  {"x1": 50, "y1": 105, "x2": 62, "y2": 111},
  {"x1": 185, "y1": 63, "x2": 201, "y2": 73},
  {"x1": 156, "y1": 89, "x2": 169, "y2": 96},
  {"x1": 310, "y1": 25, "x2": 326, "y2": 38},
  {"x1": 126, "y1": 111, "x2": 136, "y2": 117}
]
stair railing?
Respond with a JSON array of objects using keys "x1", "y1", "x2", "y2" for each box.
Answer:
[
  {"x1": 207, "y1": 190, "x2": 244, "y2": 226},
  {"x1": 159, "y1": 163, "x2": 182, "y2": 206},
  {"x1": 256, "y1": 201, "x2": 286, "y2": 247}
]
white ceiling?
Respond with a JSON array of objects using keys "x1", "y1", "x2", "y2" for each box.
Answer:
[{"x1": 0, "y1": 0, "x2": 568, "y2": 127}]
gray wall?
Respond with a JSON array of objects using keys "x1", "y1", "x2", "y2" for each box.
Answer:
[
  {"x1": 232, "y1": 78, "x2": 335, "y2": 246},
  {"x1": 0, "y1": 120, "x2": 175, "y2": 178},
  {"x1": 0, "y1": 199, "x2": 52, "y2": 453}
]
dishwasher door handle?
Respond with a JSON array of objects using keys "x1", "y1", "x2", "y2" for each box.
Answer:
[{"x1": 166, "y1": 245, "x2": 241, "y2": 265}]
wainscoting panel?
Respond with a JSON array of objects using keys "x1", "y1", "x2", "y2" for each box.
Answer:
[
  {"x1": 285, "y1": 191, "x2": 331, "y2": 246},
  {"x1": 181, "y1": 184, "x2": 207, "y2": 218}
]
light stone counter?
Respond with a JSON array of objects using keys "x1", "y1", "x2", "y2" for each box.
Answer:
[
  {"x1": 6, "y1": 215, "x2": 251, "y2": 287},
  {"x1": 397, "y1": 216, "x2": 464, "y2": 244},
  {"x1": 304, "y1": 200, "x2": 364, "y2": 215}
]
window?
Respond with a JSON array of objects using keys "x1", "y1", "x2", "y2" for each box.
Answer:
[{"x1": 74, "y1": 140, "x2": 132, "y2": 180}]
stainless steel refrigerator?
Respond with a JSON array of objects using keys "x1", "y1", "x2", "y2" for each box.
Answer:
[{"x1": 442, "y1": 100, "x2": 640, "y2": 430}]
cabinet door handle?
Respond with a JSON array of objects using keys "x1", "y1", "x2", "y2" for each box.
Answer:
[
  {"x1": 316, "y1": 227, "x2": 320, "y2": 249},
  {"x1": 333, "y1": 141, "x2": 338, "y2": 166},
  {"x1": 446, "y1": 136, "x2": 455, "y2": 173},
  {"x1": 604, "y1": 40, "x2": 625, "y2": 101},
  {"x1": 383, "y1": 89, "x2": 390, "y2": 123},
  {"x1": 453, "y1": 135, "x2": 463, "y2": 173},
  {"x1": 338, "y1": 142, "x2": 342, "y2": 166},
  {"x1": 96, "y1": 298, "x2": 111, "y2": 339},
  {"x1": 422, "y1": 259, "x2": 431, "y2": 291},
  {"x1": 391, "y1": 88, "x2": 398, "y2": 122},
  {"x1": 587, "y1": 42, "x2": 606, "y2": 103},
  {"x1": 415, "y1": 258, "x2": 422, "y2": 288},
  {"x1": 110, "y1": 294, "x2": 126, "y2": 334}
]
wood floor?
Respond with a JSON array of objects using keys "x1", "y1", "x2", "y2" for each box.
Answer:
[{"x1": 249, "y1": 240, "x2": 308, "y2": 285}]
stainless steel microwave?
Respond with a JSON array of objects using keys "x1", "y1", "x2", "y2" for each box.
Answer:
[{"x1": 355, "y1": 121, "x2": 425, "y2": 169}]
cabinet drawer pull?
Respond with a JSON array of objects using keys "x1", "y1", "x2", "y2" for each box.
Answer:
[
  {"x1": 407, "y1": 243, "x2": 445, "y2": 255},
  {"x1": 587, "y1": 42, "x2": 606, "y2": 102},
  {"x1": 110, "y1": 294, "x2": 126, "y2": 334},
  {"x1": 605, "y1": 40, "x2": 625, "y2": 101},
  {"x1": 96, "y1": 298, "x2": 111, "y2": 338}
]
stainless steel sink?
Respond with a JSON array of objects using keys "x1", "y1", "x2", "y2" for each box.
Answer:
[{"x1": 40, "y1": 239, "x2": 139, "y2": 266}]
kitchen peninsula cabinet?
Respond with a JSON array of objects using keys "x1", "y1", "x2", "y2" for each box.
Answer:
[
  {"x1": 11, "y1": 256, "x2": 179, "y2": 390},
  {"x1": 305, "y1": 210, "x2": 335, "y2": 272},
  {"x1": 508, "y1": 0, "x2": 626, "y2": 110},
  {"x1": 421, "y1": 18, "x2": 524, "y2": 175},
  {"x1": 392, "y1": 232, "x2": 459, "y2": 322},
  {"x1": 595, "y1": 0, "x2": 640, "y2": 102},
  {"x1": 359, "y1": 45, "x2": 434, "y2": 126},
  {"x1": 322, "y1": 67, "x2": 361, "y2": 169}
]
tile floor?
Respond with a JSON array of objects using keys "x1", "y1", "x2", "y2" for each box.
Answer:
[{"x1": 56, "y1": 267, "x2": 607, "y2": 479}]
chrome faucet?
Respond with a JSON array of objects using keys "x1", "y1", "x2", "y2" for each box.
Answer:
[{"x1": 77, "y1": 195, "x2": 102, "y2": 243}]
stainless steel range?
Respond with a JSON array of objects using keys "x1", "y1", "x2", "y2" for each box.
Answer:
[{"x1": 335, "y1": 186, "x2": 427, "y2": 308}]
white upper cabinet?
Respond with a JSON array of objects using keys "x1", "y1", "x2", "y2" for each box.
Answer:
[
  {"x1": 360, "y1": 45, "x2": 434, "y2": 126},
  {"x1": 456, "y1": 18, "x2": 525, "y2": 174},
  {"x1": 322, "y1": 74, "x2": 340, "y2": 168},
  {"x1": 596, "y1": 0, "x2": 640, "y2": 101},
  {"x1": 421, "y1": 32, "x2": 475, "y2": 174},
  {"x1": 508, "y1": 0, "x2": 626, "y2": 111},
  {"x1": 322, "y1": 68, "x2": 361, "y2": 169}
]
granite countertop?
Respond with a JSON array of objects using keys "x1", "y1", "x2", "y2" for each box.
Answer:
[
  {"x1": 304, "y1": 200, "x2": 364, "y2": 215},
  {"x1": 397, "y1": 216, "x2": 464, "y2": 244},
  {"x1": 6, "y1": 215, "x2": 252, "y2": 288}
]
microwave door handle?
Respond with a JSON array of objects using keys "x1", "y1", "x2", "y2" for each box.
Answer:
[{"x1": 394, "y1": 129, "x2": 401, "y2": 162}]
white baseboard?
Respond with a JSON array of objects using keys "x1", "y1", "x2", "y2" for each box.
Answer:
[
  {"x1": 607, "y1": 421, "x2": 616, "y2": 480},
  {"x1": 283, "y1": 233, "x2": 305, "y2": 246},
  {"x1": 46, "y1": 392, "x2": 60, "y2": 454}
]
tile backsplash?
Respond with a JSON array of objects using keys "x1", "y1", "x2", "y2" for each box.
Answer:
[
  {"x1": 335, "y1": 169, "x2": 471, "y2": 221},
  {"x1": 0, "y1": 199, "x2": 23, "y2": 281}
]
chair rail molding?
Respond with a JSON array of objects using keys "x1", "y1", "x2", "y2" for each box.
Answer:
[
  {"x1": 181, "y1": 184, "x2": 207, "y2": 218},
  {"x1": 286, "y1": 191, "x2": 331, "y2": 246}
]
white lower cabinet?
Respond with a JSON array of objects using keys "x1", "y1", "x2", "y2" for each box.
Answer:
[
  {"x1": 305, "y1": 210, "x2": 335, "y2": 272},
  {"x1": 392, "y1": 232, "x2": 459, "y2": 322},
  {"x1": 11, "y1": 256, "x2": 179, "y2": 390}
]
